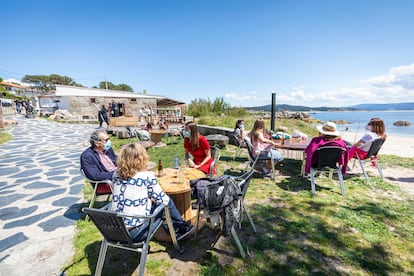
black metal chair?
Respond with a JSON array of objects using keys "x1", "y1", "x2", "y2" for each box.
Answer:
[
  {"x1": 207, "y1": 145, "x2": 221, "y2": 177},
  {"x1": 231, "y1": 169, "x2": 257, "y2": 234},
  {"x1": 310, "y1": 146, "x2": 347, "y2": 196},
  {"x1": 80, "y1": 168, "x2": 113, "y2": 209},
  {"x1": 243, "y1": 137, "x2": 276, "y2": 179},
  {"x1": 355, "y1": 138, "x2": 385, "y2": 182},
  {"x1": 232, "y1": 134, "x2": 246, "y2": 161},
  {"x1": 83, "y1": 204, "x2": 181, "y2": 276},
  {"x1": 193, "y1": 169, "x2": 256, "y2": 259}
]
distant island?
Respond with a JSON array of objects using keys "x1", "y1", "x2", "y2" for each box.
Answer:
[{"x1": 246, "y1": 102, "x2": 414, "y2": 112}]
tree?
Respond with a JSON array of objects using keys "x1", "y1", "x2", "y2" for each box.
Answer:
[
  {"x1": 97, "y1": 81, "x2": 133, "y2": 92},
  {"x1": 22, "y1": 74, "x2": 83, "y2": 93},
  {"x1": 116, "y1": 84, "x2": 133, "y2": 92},
  {"x1": 98, "y1": 81, "x2": 115, "y2": 90}
]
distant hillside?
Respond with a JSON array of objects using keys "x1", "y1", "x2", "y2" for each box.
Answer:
[
  {"x1": 246, "y1": 104, "x2": 355, "y2": 112},
  {"x1": 246, "y1": 102, "x2": 414, "y2": 111},
  {"x1": 348, "y1": 102, "x2": 414, "y2": 110}
]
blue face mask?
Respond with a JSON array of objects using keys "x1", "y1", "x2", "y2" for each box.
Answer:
[
  {"x1": 183, "y1": 130, "x2": 191, "y2": 138},
  {"x1": 239, "y1": 124, "x2": 244, "y2": 129},
  {"x1": 104, "y1": 140, "x2": 112, "y2": 151}
]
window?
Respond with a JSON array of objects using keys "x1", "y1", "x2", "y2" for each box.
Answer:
[{"x1": 90, "y1": 98, "x2": 96, "y2": 103}]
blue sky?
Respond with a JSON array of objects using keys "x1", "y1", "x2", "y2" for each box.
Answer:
[{"x1": 2, "y1": 0, "x2": 414, "y2": 107}]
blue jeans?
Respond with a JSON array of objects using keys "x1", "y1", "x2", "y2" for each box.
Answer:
[
  {"x1": 259, "y1": 149, "x2": 283, "y2": 162},
  {"x1": 129, "y1": 199, "x2": 184, "y2": 242}
]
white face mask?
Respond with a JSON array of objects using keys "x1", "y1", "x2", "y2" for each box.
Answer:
[
  {"x1": 365, "y1": 124, "x2": 371, "y2": 131},
  {"x1": 104, "y1": 140, "x2": 112, "y2": 151}
]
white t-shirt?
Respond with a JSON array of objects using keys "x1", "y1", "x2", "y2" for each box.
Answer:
[
  {"x1": 111, "y1": 170, "x2": 170, "y2": 228},
  {"x1": 359, "y1": 131, "x2": 379, "y2": 152}
]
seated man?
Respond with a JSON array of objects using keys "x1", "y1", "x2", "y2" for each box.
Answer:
[{"x1": 80, "y1": 130, "x2": 117, "y2": 192}]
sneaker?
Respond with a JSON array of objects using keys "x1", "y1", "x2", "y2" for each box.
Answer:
[{"x1": 176, "y1": 223, "x2": 194, "y2": 241}]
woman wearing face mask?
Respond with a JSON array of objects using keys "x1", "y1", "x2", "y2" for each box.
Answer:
[
  {"x1": 183, "y1": 122, "x2": 214, "y2": 174},
  {"x1": 233, "y1": 119, "x2": 245, "y2": 140},
  {"x1": 348, "y1": 118, "x2": 387, "y2": 160}
]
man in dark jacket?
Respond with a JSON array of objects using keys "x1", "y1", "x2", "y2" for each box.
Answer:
[
  {"x1": 80, "y1": 129, "x2": 117, "y2": 181},
  {"x1": 98, "y1": 105, "x2": 109, "y2": 127}
]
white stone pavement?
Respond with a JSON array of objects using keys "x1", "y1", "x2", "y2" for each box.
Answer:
[{"x1": 0, "y1": 115, "x2": 97, "y2": 275}]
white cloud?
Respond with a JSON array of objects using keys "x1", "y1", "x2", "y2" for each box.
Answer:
[
  {"x1": 224, "y1": 63, "x2": 414, "y2": 107},
  {"x1": 225, "y1": 90, "x2": 260, "y2": 104},
  {"x1": 282, "y1": 63, "x2": 414, "y2": 107},
  {"x1": 364, "y1": 63, "x2": 414, "y2": 90}
]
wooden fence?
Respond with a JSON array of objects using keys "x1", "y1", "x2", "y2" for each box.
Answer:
[{"x1": 0, "y1": 98, "x2": 17, "y2": 116}]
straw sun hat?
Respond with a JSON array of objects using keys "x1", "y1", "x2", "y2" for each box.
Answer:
[{"x1": 316, "y1": 121, "x2": 340, "y2": 136}]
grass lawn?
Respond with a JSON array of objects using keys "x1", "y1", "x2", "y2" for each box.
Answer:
[{"x1": 63, "y1": 120, "x2": 414, "y2": 275}]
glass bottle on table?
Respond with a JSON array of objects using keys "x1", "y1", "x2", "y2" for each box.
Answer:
[{"x1": 157, "y1": 159, "x2": 163, "y2": 177}]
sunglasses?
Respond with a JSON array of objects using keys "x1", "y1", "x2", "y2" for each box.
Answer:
[{"x1": 99, "y1": 138, "x2": 110, "y2": 142}]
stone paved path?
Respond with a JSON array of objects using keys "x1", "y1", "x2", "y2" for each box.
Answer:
[{"x1": 0, "y1": 115, "x2": 96, "y2": 275}]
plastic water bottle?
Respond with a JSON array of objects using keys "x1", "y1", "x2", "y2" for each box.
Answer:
[{"x1": 174, "y1": 154, "x2": 179, "y2": 169}]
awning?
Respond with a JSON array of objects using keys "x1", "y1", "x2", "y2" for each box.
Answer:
[{"x1": 156, "y1": 97, "x2": 185, "y2": 107}]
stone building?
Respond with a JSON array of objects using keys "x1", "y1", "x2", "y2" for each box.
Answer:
[{"x1": 37, "y1": 85, "x2": 184, "y2": 121}]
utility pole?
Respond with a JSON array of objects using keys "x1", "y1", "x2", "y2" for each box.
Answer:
[
  {"x1": 105, "y1": 76, "x2": 108, "y2": 90},
  {"x1": 271, "y1": 92, "x2": 277, "y2": 132}
]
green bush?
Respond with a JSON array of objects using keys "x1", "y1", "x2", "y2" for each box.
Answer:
[{"x1": 187, "y1": 97, "x2": 247, "y2": 118}]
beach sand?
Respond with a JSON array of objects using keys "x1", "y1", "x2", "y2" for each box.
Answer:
[
  {"x1": 341, "y1": 131, "x2": 414, "y2": 158},
  {"x1": 340, "y1": 131, "x2": 414, "y2": 198}
]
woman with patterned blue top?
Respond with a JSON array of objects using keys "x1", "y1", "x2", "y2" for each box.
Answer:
[{"x1": 111, "y1": 142, "x2": 193, "y2": 241}]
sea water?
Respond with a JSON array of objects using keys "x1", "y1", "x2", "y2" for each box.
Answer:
[{"x1": 310, "y1": 110, "x2": 414, "y2": 137}]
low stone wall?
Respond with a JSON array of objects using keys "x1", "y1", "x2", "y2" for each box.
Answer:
[{"x1": 197, "y1": 125, "x2": 238, "y2": 146}]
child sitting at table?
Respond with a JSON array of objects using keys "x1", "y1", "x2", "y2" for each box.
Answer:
[
  {"x1": 248, "y1": 119, "x2": 283, "y2": 175},
  {"x1": 111, "y1": 142, "x2": 193, "y2": 241}
]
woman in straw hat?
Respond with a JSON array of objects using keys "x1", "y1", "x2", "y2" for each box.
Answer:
[{"x1": 304, "y1": 121, "x2": 349, "y2": 175}]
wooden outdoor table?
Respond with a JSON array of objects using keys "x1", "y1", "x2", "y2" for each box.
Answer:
[
  {"x1": 158, "y1": 167, "x2": 205, "y2": 221},
  {"x1": 272, "y1": 137, "x2": 311, "y2": 175},
  {"x1": 150, "y1": 129, "x2": 167, "y2": 146},
  {"x1": 155, "y1": 167, "x2": 206, "y2": 241},
  {"x1": 273, "y1": 137, "x2": 310, "y2": 151}
]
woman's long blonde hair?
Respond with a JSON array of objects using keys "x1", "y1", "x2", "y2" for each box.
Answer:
[
  {"x1": 117, "y1": 143, "x2": 149, "y2": 179},
  {"x1": 249, "y1": 119, "x2": 266, "y2": 143}
]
